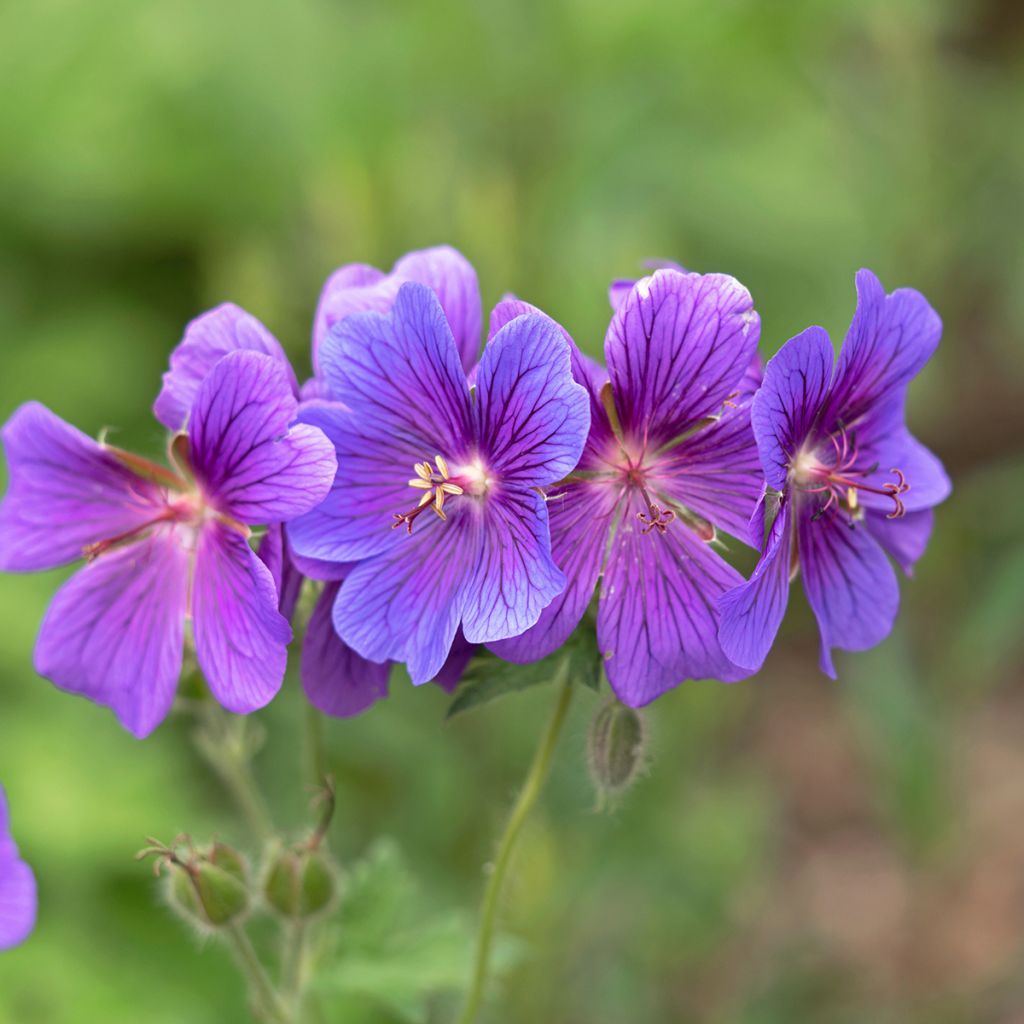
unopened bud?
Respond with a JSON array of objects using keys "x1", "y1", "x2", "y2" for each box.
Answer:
[
  {"x1": 263, "y1": 846, "x2": 337, "y2": 920},
  {"x1": 587, "y1": 700, "x2": 647, "y2": 807},
  {"x1": 138, "y1": 837, "x2": 250, "y2": 931}
]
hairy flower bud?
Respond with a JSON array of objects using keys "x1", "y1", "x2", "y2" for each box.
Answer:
[
  {"x1": 587, "y1": 699, "x2": 647, "y2": 807},
  {"x1": 138, "y1": 837, "x2": 251, "y2": 931},
  {"x1": 263, "y1": 845, "x2": 337, "y2": 920}
]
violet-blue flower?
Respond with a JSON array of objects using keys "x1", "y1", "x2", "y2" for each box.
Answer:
[
  {"x1": 492, "y1": 268, "x2": 763, "y2": 706},
  {"x1": 718, "y1": 268, "x2": 952, "y2": 676},
  {"x1": 0, "y1": 345, "x2": 336, "y2": 737},
  {"x1": 0, "y1": 784, "x2": 36, "y2": 951},
  {"x1": 287, "y1": 281, "x2": 591, "y2": 684}
]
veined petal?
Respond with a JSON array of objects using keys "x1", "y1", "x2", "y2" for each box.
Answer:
[
  {"x1": 598, "y1": 495, "x2": 748, "y2": 706},
  {"x1": 154, "y1": 303, "x2": 297, "y2": 432},
  {"x1": 318, "y1": 282, "x2": 472, "y2": 455},
  {"x1": 797, "y1": 506, "x2": 899, "y2": 678},
  {"x1": 490, "y1": 480, "x2": 618, "y2": 663},
  {"x1": 658, "y1": 402, "x2": 762, "y2": 542},
  {"x1": 824, "y1": 269, "x2": 942, "y2": 429},
  {"x1": 392, "y1": 246, "x2": 482, "y2": 372},
  {"x1": 192, "y1": 522, "x2": 292, "y2": 714},
  {"x1": 605, "y1": 269, "x2": 760, "y2": 445},
  {"x1": 461, "y1": 488, "x2": 565, "y2": 644},
  {"x1": 286, "y1": 401, "x2": 424, "y2": 564},
  {"x1": 257, "y1": 525, "x2": 305, "y2": 620},
  {"x1": 302, "y1": 582, "x2": 391, "y2": 718},
  {"x1": 864, "y1": 508, "x2": 934, "y2": 576},
  {"x1": 474, "y1": 314, "x2": 590, "y2": 488},
  {"x1": 332, "y1": 505, "x2": 479, "y2": 685},
  {"x1": 33, "y1": 530, "x2": 189, "y2": 738},
  {"x1": 718, "y1": 500, "x2": 794, "y2": 672},
  {"x1": 0, "y1": 403, "x2": 164, "y2": 573},
  {"x1": 189, "y1": 351, "x2": 336, "y2": 523},
  {"x1": 312, "y1": 263, "x2": 387, "y2": 370},
  {"x1": 750, "y1": 326, "x2": 834, "y2": 491},
  {"x1": 313, "y1": 246, "x2": 481, "y2": 377}
]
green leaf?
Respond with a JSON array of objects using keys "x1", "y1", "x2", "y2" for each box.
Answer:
[
  {"x1": 317, "y1": 839, "x2": 522, "y2": 1023},
  {"x1": 446, "y1": 619, "x2": 602, "y2": 719}
]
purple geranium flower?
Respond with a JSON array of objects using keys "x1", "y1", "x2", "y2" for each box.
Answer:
[
  {"x1": 0, "y1": 785, "x2": 36, "y2": 951},
  {"x1": 492, "y1": 268, "x2": 763, "y2": 706},
  {"x1": 288, "y1": 281, "x2": 591, "y2": 683},
  {"x1": 0, "y1": 346, "x2": 336, "y2": 737},
  {"x1": 718, "y1": 269, "x2": 951, "y2": 676}
]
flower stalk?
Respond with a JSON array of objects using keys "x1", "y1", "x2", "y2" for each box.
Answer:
[{"x1": 456, "y1": 667, "x2": 574, "y2": 1024}]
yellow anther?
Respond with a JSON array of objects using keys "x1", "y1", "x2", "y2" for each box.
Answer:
[
  {"x1": 847, "y1": 486, "x2": 859, "y2": 511},
  {"x1": 415, "y1": 462, "x2": 433, "y2": 480},
  {"x1": 408, "y1": 478, "x2": 433, "y2": 489},
  {"x1": 417, "y1": 491, "x2": 432, "y2": 508},
  {"x1": 434, "y1": 488, "x2": 446, "y2": 513},
  {"x1": 435, "y1": 454, "x2": 450, "y2": 479},
  {"x1": 440, "y1": 482, "x2": 463, "y2": 496}
]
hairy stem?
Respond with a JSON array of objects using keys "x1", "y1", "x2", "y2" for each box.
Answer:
[
  {"x1": 455, "y1": 671, "x2": 574, "y2": 1024},
  {"x1": 282, "y1": 919, "x2": 307, "y2": 1018},
  {"x1": 226, "y1": 923, "x2": 292, "y2": 1024},
  {"x1": 194, "y1": 704, "x2": 275, "y2": 842}
]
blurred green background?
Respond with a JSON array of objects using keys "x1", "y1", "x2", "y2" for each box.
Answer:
[{"x1": 1, "y1": 0, "x2": 1023, "y2": 1021}]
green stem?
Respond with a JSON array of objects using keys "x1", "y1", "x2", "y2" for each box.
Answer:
[
  {"x1": 305, "y1": 700, "x2": 326, "y2": 787},
  {"x1": 195, "y1": 705, "x2": 275, "y2": 842},
  {"x1": 226, "y1": 923, "x2": 292, "y2": 1024},
  {"x1": 455, "y1": 671, "x2": 574, "y2": 1024},
  {"x1": 282, "y1": 919, "x2": 307, "y2": 1017}
]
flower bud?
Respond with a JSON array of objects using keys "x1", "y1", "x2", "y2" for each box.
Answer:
[
  {"x1": 139, "y1": 837, "x2": 251, "y2": 931},
  {"x1": 587, "y1": 699, "x2": 647, "y2": 807},
  {"x1": 263, "y1": 845, "x2": 337, "y2": 920}
]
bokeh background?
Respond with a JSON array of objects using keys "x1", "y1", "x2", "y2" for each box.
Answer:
[{"x1": 1, "y1": 0, "x2": 1023, "y2": 1021}]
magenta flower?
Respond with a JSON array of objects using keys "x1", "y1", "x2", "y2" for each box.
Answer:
[
  {"x1": 0, "y1": 785, "x2": 35, "y2": 951},
  {"x1": 0, "y1": 348, "x2": 336, "y2": 737},
  {"x1": 287, "y1": 281, "x2": 590, "y2": 684},
  {"x1": 718, "y1": 269, "x2": 951, "y2": 676},
  {"x1": 493, "y1": 268, "x2": 763, "y2": 706}
]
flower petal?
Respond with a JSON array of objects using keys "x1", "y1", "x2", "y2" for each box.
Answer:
[
  {"x1": 313, "y1": 246, "x2": 481, "y2": 376},
  {"x1": 474, "y1": 314, "x2": 590, "y2": 488},
  {"x1": 192, "y1": 522, "x2": 292, "y2": 714},
  {"x1": 461, "y1": 488, "x2": 565, "y2": 644},
  {"x1": 154, "y1": 303, "x2": 297, "y2": 432},
  {"x1": 302, "y1": 582, "x2": 391, "y2": 717},
  {"x1": 33, "y1": 531, "x2": 189, "y2": 738},
  {"x1": 0, "y1": 786, "x2": 37, "y2": 952},
  {"x1": 797, "y1": 507, "x2": 900, "y2": 678},
  {"x1": 257, "y1": 525, "x2": 305, "y2": 620},
  {"x1": 433, "y1": 630, "x2": 476, "y2": 693},
  {"x1": 490, "y1": 480, "x2": 617, "y2": 663},
  {"x1": 0, "y1": 403, "x2": 164, "y2": 573},
  {"x1": 605, "y1": 269, "x2": 760, "y2": 445},
  {"x1": 391, "y1": 246, "x2": 482, "y2": 372},
  {"x1": 718, "y1": 500, "x2": 794, "y2": 671},
  {"x1": 286, "y1": 401, "x2": 425, "y2": 564},
  {"x1": 332, "y1": 505, "x2": 478, "y2": 685},
  {"x1": 318, "y1": 282, "x2": 472, "y2": 455},
  {"x1": 658, "y1": 402, "x2": 762, "y2": 542},
  {"x1": 864, "y1": 508, "x2": 934, "y2": 576},
  {"x1": 750, "y1": 326, "x2": 835, "y2": 491},
  {"x1": 598, "y1": 497, "x2": 748, "y2": 706},
  {"x1": 189, "y1": 350, "x2": 336, "y2": 523},
  {"x1": 824, "y1": 269, "x2": 942, "y2": 429}
]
